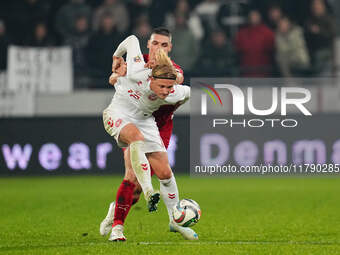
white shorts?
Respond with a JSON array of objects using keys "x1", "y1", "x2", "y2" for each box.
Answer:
[{"x1": 103, "y1": 108, "x2": 166, "y2": 153}]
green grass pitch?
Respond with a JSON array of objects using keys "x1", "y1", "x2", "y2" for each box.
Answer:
[{"x1": 1, "y1": 175, "x2": 340, "y2": 255}]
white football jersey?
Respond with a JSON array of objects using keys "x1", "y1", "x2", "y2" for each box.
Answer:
[{"x1": 106, "y1": 35, "x2": 190, "y2": 119}]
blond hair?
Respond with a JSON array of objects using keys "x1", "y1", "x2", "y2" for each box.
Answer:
[{"x1": 152, "y1": 49, "x2": 177, "y2": 80}]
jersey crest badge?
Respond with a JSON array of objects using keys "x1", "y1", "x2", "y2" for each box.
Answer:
[{"x1": 134, "y1": 56, "x2": 141, "y2": 62}]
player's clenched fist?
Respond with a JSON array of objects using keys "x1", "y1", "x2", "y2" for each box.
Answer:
[
  {"x1": 112, "y1": 56, "x2": 124, "y2": 72},
  {"x1": 109, "y1": 57, "x2": 127, "y2": 86}
]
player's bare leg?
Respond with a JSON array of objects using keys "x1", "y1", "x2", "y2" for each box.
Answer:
[
  {"x1": 100, "y1": 149, "x2": 142, "y2": 238},
  {"x1": 119, "y1": 123, "x2": 158, "y2": 207},
  {"x1": 106, "y1": 124, "x2": 160, "y2": 241}
]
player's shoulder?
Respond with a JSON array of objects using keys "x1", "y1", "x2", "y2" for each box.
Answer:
[{"x1": 171, "y1": 60, "x2": 183, "y2": 74}]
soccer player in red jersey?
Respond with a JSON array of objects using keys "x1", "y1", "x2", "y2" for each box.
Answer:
[{"x1": 100, "y1": 28, "x2": 195, "y2": 241}]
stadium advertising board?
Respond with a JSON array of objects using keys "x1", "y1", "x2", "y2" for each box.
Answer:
[
  {"x1": 0, "y1": 117, "x2": 188, "y2": 175},
  {"x1": 1, "y1": 116, "x2": 340, "y2": 176}
]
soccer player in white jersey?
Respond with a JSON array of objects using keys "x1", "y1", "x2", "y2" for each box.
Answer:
[{"x1": 102, "y1": 35, "x2": 197, "y2": 241}]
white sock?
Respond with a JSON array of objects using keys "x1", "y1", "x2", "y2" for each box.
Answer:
[
  {"x1": 160, "y1": 175, "x2": 179, "y2": 222},
  {"x1": 129, "y1": 141, "x2": 153, "y2": 198}
]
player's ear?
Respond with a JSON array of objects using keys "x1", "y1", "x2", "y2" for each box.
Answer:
[
  {"x1": 168, "y1": 42, "x2": 172, "y2": 52},
  {"x1": 147, "y1": 39, "x2": 151, "y2": 49}
]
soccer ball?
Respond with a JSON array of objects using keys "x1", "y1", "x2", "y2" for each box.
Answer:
[{"x1": 172, "y1": 199, "x2": 201, "y2": 227}]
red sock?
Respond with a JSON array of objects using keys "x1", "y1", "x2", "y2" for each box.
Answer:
[
  {"x1": 132, "y1": 196, "x2": 140, "y2": 205},
  {"x1": 112, "y1": 180, "x2": 135, "y2": 227}
]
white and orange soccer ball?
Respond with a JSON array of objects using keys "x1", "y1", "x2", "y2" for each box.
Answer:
[{"x1": 172, "y1": 199, "x2": 201, "y2": 227}]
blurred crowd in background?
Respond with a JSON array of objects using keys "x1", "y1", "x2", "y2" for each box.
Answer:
[{"x1": 0, "y1": 0, "x2": 338, "y2": 88}]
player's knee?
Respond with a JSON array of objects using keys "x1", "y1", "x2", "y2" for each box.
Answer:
[{"x1": 157, "y1": 169, "x2": 172, "y2": 180}]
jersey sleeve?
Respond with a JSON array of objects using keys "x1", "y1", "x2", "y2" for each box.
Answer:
[
  {"x1": 113, "y1": 35, "x2": 150, "y2": 80},
  {"x1": 172, "y1": 62, "x2": 184, "y2": 75},
  {"x1": 164, "y1": 85, "x2": 190, "y2": 104}
]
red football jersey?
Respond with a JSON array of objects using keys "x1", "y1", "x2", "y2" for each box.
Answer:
[{"x1": 143, "y1": 54, "x2": 184, "y2": 148}]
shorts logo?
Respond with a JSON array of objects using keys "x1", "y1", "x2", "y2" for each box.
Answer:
[
  {"x1": 115, "y1": 119, "x2": 122, "y2": 127},
  {"x1": 148, "y1": 93, "x2": 157, "y2": 101},
  {"x1": 107, "y1": 117, "x2": 114, "y2": 128},
  {"x1": 137, "y1": 81, "x2": 142, "y2": 86},
  {"x1": 168, "y1": 193, "x2": 176, "y2": 199},
  {"x1": 134, "y1": 56, "x2": 141, "y2": 62},
  {"x1": 141, "y1": 163, "x2": 148, "y2": 171}
]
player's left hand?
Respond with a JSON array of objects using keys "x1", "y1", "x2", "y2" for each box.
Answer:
[{"x1": 144, "y1": 59, "x2": 157, "y2": 69}]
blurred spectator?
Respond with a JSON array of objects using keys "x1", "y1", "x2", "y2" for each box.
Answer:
[
  {"x1": 148, "y1": 1, "x2": 174, "y2": 28},
  {"x1": 235, "y1": 10, "x2": 275, "y2": 77},
  {"x1": 194, "y1": 0, "x2": 220, "y2": 35},
  {"x1": 125, "y1": 0, "x2": 151, "y2": 31},
  {"x1": 26, "y1": 22, "x2": 56, "y2": 47},
  {"x1": 171, "y1": 14, "x2": 198, "y2": 75},
  {"x1": 7, "y1": 0, "x2": 51, "y2": 44},
  {"x1": 275, "y1": 17, "x2": 310, "y2": 77},
  {"x1": 132, "y1": 15, "x2": 152, "y2": 54},
  {"x1": 194, "y1": 30, "x2": 237, "y2": 77},
  {"x1": 64, "y1": 15, "x2": 91, "y2": 88},
  {"x1": 55, "y1": 0, "x2": 92, "y2": 41},
  {"x1": 165, "y1": 0, "x2": 204, "y2": 41},
  {"x1": 0, "y1": 20, "x2": 11, "y2": 70},
  {"x1": 92, "y1": 0, "x2": 129, "y2": 33},
  {"x1": 216, "y1": 0, "x2": 250, "y2": 39},
  {"x1": 267, "y1": 3, "x2": 283, "y2": 29},
  {"x1": 87, "y1": 14, "x2": 125, "y2": 88},
  {"x1": 328, "y1": 0, "x2": 340, "y2": 35},
  {"x1": 305, "y1": 0, "x2": 336, "y2": 76}
]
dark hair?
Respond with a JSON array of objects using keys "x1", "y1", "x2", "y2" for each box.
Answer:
[{"x1": 152, "y1": 27, "x2": 172, "y2": 40}]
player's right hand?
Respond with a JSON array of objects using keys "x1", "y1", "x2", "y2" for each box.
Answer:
[
  {"x1": 144, "y1": 59, "x2": 156, "y2": 69},
  {"x1": 110, "y1": 57, "x2": 127, "y2": 86},
  {"x1": 112, "y1": 56, "x2": 126, "y2": 74}
]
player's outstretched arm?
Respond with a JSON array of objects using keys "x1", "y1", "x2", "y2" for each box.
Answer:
[
  {"x1": 113, "y1": 35, "x2": 146, "y2": 75},
  {"x1": 112, "y1": 35, "x2": 151, "y2": 83},
  {"x1": 165, "y1": 85, "x2": 190, "y2": 104}
]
